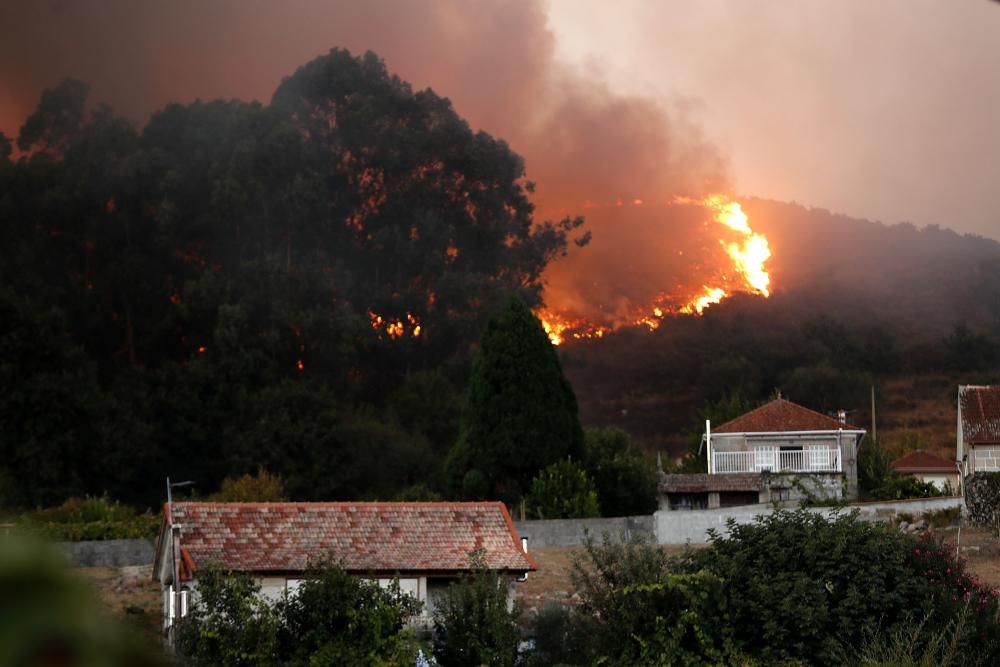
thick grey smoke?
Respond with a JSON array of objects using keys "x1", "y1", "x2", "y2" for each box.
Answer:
[{"x1": 0, "y1": 0, "x2": 729, "y2": 323}]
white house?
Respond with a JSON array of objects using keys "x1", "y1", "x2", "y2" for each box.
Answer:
[
  {"x1": 660, "y1": 398, "x2": 865, "y2": 510},
  {"x1": 958, "y1": 385, "x2": 1000, "y2": 476},
  {"x1": 153, "y1": 501, "x2": 536, "y2": 641}
]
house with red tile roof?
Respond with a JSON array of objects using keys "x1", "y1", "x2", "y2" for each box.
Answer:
[
  {"x1": 154, "y1": 501, "x2": 535, "y2": 636},
  {"x1": 891, "y1": 450, "x2": 959, "y2": 492},
  {"x1": 659, "y1": 398, "x2": 866, "y2": 510},
  {"x1": 958, "y1": 385, "x2": 1000, "y2": 476}
]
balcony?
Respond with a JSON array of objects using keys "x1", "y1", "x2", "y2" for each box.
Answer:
[{"x1": 711, "y1": 447, "x2": 841, "y2": 474}]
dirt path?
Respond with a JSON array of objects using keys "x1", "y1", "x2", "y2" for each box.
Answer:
[{"x1": 76, "y1": 565, "x2": 162, "y2": 640}]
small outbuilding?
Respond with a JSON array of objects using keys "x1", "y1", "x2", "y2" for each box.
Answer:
[{"x1": 890, "y1": 450, "x2": 959, "y2": 493}]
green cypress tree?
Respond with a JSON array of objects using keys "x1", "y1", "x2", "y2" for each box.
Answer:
[{"x1": 446, "y1": 296, "x2": 584, "y2": 504}]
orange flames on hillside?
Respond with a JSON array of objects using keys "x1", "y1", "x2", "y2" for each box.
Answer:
[
  {"x1": 369, "y1": 311, "x2": 422, "y2": 339},
  {"x1": 538, "y1": 195, "x2": 772, "y2": 345}
]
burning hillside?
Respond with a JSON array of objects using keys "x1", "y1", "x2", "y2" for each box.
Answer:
[{"x1": 537, "y1": 194, "x2": 773, "y2": 344}]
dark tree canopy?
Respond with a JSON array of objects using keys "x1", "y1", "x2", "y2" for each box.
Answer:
[
  {"x1": 0, "y1": 49, "x2": 586, "y2": 507},
  {"x1": 446, "y1": 297, "x2": 584, "y2": 504}
]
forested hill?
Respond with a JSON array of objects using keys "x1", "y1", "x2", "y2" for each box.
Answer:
[
  {"x1": 3, "y1": 48, "x2": 1000, "y2": 510},
  {"x1": 747, "y1": 198, "x2": 1000, "y2": 337},
  {"x1": 0, "y1": 49, "x2": 584, "y2": 508},
  {"x1": 564, "y1": 200, "x2": 1000, "y2": 454}
]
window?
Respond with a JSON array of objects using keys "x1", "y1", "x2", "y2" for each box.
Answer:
[
  {"x1": 974, "y1": 446, "x2": 1000, "y2": 472},
  {"x1": 754, "y1": 446, "x2": 777, "y2": 471},
  {"x1": 376, "y1": 577, "x2": 421, "y2": 600}
]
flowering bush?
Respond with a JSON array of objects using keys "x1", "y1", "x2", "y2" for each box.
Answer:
[{"x1": 908, "y1": 531, "x2": 1000, "y2": 649}]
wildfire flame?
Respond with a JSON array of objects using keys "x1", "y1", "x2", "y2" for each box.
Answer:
[
  {"x1": 680, "y1": 287, "x2": 727, "y2": 315},
  {"x1": 368, "y1": 310, "x2": 422, "y2": 339},
  {"x1": 538, "y1": 194, "x2": 772, "y2": 345},
  {"x1": 703, "y1": 195, "x2": 771, "y2": 298}
]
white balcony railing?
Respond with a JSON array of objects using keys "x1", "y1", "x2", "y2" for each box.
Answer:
[{"x1": 711, "y1": 447, "x2": 840, "y2": 474}]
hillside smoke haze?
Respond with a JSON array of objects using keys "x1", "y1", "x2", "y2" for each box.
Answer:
[{"x1": 4, "y1": 1, "x2": 1000, "y2": 331}]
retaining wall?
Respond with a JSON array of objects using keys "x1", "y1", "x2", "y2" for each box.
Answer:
[
  {"x1": 655, "y1": 496, "x2": 965, "y2": 544},
  {"x1": 56, "y1": 538, "x2": 155, "y2": 567},
  {"x1": 513, "y1": 515, "x2": 654, "y2": 548}
]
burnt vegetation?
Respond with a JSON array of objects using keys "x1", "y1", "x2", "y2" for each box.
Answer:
[{"x1": 3, "y1": 48, "x2": 1000, "y2": 509}]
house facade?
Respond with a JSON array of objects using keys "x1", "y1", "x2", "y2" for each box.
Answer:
[
  {"x1": 153, "y1": 501, "x2": 535, "y2": 640},
  {"x1": 891, "y1": 450, "x2": 959, "y2": 492},
  {"x1": 660, "y1": 398, "x2": 865, "y2": 510},
  {"x1": 958, "y1": 385, "x2": 1000, "y2": 475}
]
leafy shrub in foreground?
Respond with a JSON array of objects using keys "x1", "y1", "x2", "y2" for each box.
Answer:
[
  {"x1": 569, "y1": 534, "x2": 737, "y2": 666},
  {"x1": 177, "y1": 561, "x2": 422, "y2": 667},
  {"x1": 679, "y1": 509, "x2": 1000, "y2": 666},
  {"x1": 433, "y1": 550, "x2": 521, "y2": 667}
]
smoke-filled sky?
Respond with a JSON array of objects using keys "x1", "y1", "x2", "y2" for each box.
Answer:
[{"x1": 2, "y1": 0, "x2": 998, "y2": 319}]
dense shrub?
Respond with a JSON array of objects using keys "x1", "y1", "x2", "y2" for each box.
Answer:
[
  {"x1": 524, "y1": 458, "x2": 600, "y2": 520},
  {"x1": 177, "y1": 562, "x2": 422, "y2": 667},
  {"x1": 568, "y1": 535, "x2": 736, "y2": 666},
  {"x1": 433, "y1": 550, "x2": 521, "y2": 667},
  {"x1": 524, "y1": 603, "x2": 598, "y2": 667},
  {"x1": 680, "y1": 509, "x2": 1000, "y2": 666},
  {"x1": 16, "y1": 495, "x2": 160, "y2": 541},
  {"x1": 582, "y1": 427, "x2": 657, "y2": 516},
  {"x1": 868, "y1": 475, "x2": 944, "y2": 501},
  {"x1": 859, "y1": 439, "x2": 946, "y2": 501}
]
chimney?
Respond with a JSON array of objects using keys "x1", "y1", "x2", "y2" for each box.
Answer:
[{"x1": 837, "y1": 410, "x2": 847, "y2": 424}]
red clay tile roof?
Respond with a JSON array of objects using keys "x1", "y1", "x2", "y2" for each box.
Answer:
[
  {"x1": 165, "y1": 502, "x2": 535, "y2": 578},
  {"x1": 960, "y1": 385, "x2": 1000, "y2": 444},
  {"x1": 891, "y1": 450, "x2": 957, "y2": 473},
  {"x1": 713, "y1": 398, "x2": 863, "y2": 433},
  {"x1": 658, "y1": 473, "x2": 764, "y2": 494}
]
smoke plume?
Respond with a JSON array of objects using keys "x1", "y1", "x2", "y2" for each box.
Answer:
[{"x1": 1, "y1": 0, "x2": 730, "y2": 324}]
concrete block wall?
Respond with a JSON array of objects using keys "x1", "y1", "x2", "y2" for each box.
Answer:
[
  {"x1": 56, "y1": 538, "x2": 155, "y2": 567},
  {"x1": 654, "y1": 496, "x2": 965, "y2": 544},
  {"x1": 513, "y1": 515, "x2": 655, "y2": 548}
]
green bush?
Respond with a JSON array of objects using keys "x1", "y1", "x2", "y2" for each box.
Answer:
[
  {"x1": 177, "y1": 561, "x2": 422, "y2": 666},
  {"x1": 524, "y1": 458, "x2": 600, "y2": 520},
  {"x1": 16, "y1": 495, "x2": 160, "y2": 541},
  {"x1": 582, "y1": 427, "x2": 657, "y2": 517},
  {"x1": 568, "y1": 535, "x2": 737, "y2": 666},
  {"x1": 433, "y1": 549, "x2": 521, "y2": 667},
  {"x1": 679, "y1": 509, "x2": 1000, "y2": 666},
  {"x1": 524, "y1": 602, "x2": 597, "y2": 667},
  {"x1": 869, "y1": 475, "x2": 944, "y2": 501}
]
